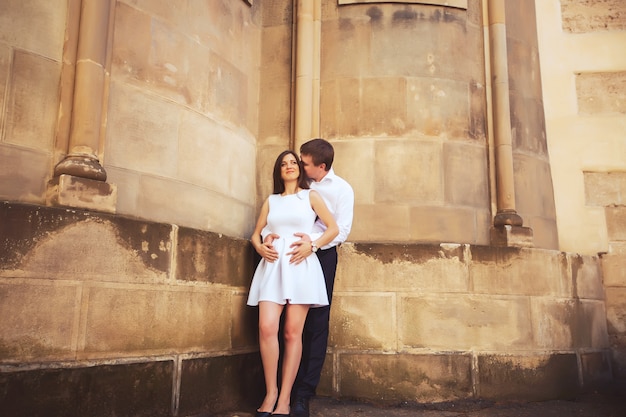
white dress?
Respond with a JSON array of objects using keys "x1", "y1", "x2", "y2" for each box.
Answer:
[{"x1": 247, "y1": 190, "x2": 329, "y2": 307}]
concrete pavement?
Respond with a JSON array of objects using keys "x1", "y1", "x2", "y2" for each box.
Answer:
[{"x1": 210, "y1": 381, "x2": 625, "y2": 417}]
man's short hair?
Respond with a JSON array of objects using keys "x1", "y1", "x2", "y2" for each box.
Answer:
[{"x1": 300, "y1": 138, "x2": 334, "y2": 171}]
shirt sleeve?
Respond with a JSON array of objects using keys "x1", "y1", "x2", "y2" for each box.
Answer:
[{"x1": 322, "y1": 182, "x2": 354, "y2": 249}]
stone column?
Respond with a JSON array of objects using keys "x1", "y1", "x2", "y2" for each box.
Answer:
[
  {"x1": 47, "y1": 0, "x2": 117, "y2": 213},
  {"x1": 293, "y1": 0, "x2": 321, "y2": 149},
  {"x1": 485, "y1": 0, "x2": 532, "y2": 246}
]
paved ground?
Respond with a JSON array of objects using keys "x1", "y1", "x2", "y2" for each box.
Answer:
[{"x1": 211, "y1": 382, "x2": 625, "y2": 417}]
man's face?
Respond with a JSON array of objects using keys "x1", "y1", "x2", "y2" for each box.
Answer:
[{"x1": 300, "y1": 154, "x2": 325, "y2": 182}]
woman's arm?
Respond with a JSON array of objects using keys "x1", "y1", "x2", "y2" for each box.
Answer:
[{"x1": 251, "y1": 198, "x2": 277, "y2": 262}]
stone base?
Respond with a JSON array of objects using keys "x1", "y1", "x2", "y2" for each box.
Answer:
[
  {"x1": 46, "y1": 174, "x2": 117, "y2": 213},
  {"x1": 490, "y1": 225, "x2": 534, "y2": 247}
]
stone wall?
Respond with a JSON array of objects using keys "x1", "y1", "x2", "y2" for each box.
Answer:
[
  {"x1": 0, "y1": 202, "x2": 261, "y2": 416},
  {"x1": 0, "y1": 0, "x2": 261, "y2": 239},
  {"x1": 535, "y1": 0, "x2": 626, "y2": 379},
  {"x1": 105, "y1": 0, "x2": 261, "y2": 237},
  {"x1": 317, "y1": 243, "x2": 611, "y2": 402},
  {"x1": 319, "y1": 1, "x2": 495, "y2": 246},
  {"x1": 505, "y1": 0, "x2": 557, "y2": 249},
  {"x1": 0, "y1": 0, "x2": 623, "y2": 415},
  {"x1": 0, "y1": 0, "x2": 66, "y2": 202},
  {"x1": 584, "y1": 172, "x2": 626, "y2": 378},
  {"x1": 536, "y1": 0, "x2": 626, "y2": 255},
  {"x1": 0, "y1": 203, "x2": 612, "y2": 415}
]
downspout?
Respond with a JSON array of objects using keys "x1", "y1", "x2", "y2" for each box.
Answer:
[
  {"x1": 293, "y1": 0, "x2": 321, "y2": 150},
  {"x1": 53, "y1": 0, "x2": 111, "y2": 182},
  {"x1": 485, "y1": 0, "x2": 524, "y2": 227},
  {"x1": 47, "y1": 0, "x2": 117, "y2": 213}
]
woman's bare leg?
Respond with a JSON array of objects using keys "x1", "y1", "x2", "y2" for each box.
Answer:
[
  {"x1": 257, "y1": 301, "x2": 284, "y2": 412},
  {"x1": 274, "y1": 303, "x2": 310, "y2": 414}
]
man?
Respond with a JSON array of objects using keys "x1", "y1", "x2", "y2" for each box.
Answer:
[{"x1": 266, "y1": 138, "x2": 354, "y2": 417}]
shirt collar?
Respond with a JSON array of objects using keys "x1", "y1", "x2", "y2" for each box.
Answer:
[{"x1": 317, "y1": 168, "x2": 336, "y2": 184}]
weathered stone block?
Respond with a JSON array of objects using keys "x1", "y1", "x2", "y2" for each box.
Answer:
[
  {"x1": 331, "y1": 140, "x2": 374, "y2": 204},
  {"x1": 320, "y1": 14, "x2": 373, "y2": 81},
  {"x1": 349, "y1": 204, "x2": 411, "y2": 241},
  {"x1": 580, "y1": 351, "x2": 613, "y2": 390},
  {"x1": 399, "y1": 294, "x2": 532, "y2": 350},
  {"x1": 406, "y1": 77, "x2": 471, "y2": 139},
  {"x1": 605, "y1": 287, "x2": 626, "y2": 334},
  {"x1": 46, "y1": 174, "x2": 117, "y2": 214},
  {"x1": 602, "y1": 252, "x2": 626, "y2": 287},
  {"x1": 509, "y1": 95, "x2": 548, "y2": 156},
  {"x1": 105, "y1": 81, "x2": 181, "y2": 178},
  {"x1": 178, "y1": 353, "x2": 263, "y2": 416},
  {"x1": 4, "y1": 50, "x2": 61, "y2": 150},
  {"x1": 577, "y1": 71, "x2": 626, "y2": 115},
  {"x1": 470, "y1": 247, "x2": 570, "y2": 297},
  {"x1": 366, "y1": 4, "x2": 476, "y2": 81},
  {"x1": 233, "y1": 294, "x2": 259, "y2": 349},
  {"x1": 513, "y1": 155, "x2": 557, "y2": 219},
  {"x1": 0, "y1": 202, "x2": 171, "y2": 281},
  {"x1": 477, "y1": 353, "x2": 579, "y2": 400},
  {"x1": 531, "y1": 298, "x2": 608, "y2": 349},
  {"x1": 531, "y1": 298, "x2": 577, "y2": 349},
  {"x1": 561, "y1": 0, "x2": 626, "y2": 33},
  {"x1": 0, "y1": 360, "x2": 173, "y2": 417},
  {"x1": 207, "y1": 51, "x2": 248, "y2": 127},
  {"x1": 258, "y1": 25, "x2": 292, "y2": 139},
  {"x1": 410, "y1": 206, "x2": 478, "y2": 243},
  {"x1": 317, "y1": 352, "x2": 335, "y2": 397},
  {"x1": 339, "y1": 353, "x2": 472, "y2": 403},
  {"x1": 489, "y1": 225, "x2": 534, "y2": 248},
  {"x1": 611, "y1": 346, "x2": 626, "y2": 379},
  {"x1": 527, "y1": 216, "x2": 560, "y2": 250},
  {"x1": 0, "y1": 0, "x2": 66, "y2": 60},
  {"x1": 0, "y1": 282, "x2": 78, "y2": 361},
  {"x1": 0, "y1": 146, "x2": 50, "y2": 202},
  {"x1": 136, "y1": 174, "x2": 255, "y2": 238},
  {"x1": 370, "y1": 78, "x2": 412, "y2": 136},
  {"x1": 605, "y1": 206, "x2": 626, "y2": 241},
  {"x1": 176, "y1": 226, "x2": 255, "y2": 287},
  {"x1": 584, "y1": 171, "x2": 626, "y2": 207},
  {"x1": 375, "y1": 140, "x2": 442, "y2": 204},
  {"x1": 320, "y1": 79, "x2": 351, "y2": 138},
  {"x1": 178, "y1": 110, "x2": 256, "y2": 204},
  {"x1": 443, "y1": 141, "x2": 488, "y2": 207},
  {"x1": 84, "y1": 286, "x2": 231, "y2": 354},
  {"x1": 570, "y1": 254, "x2": 605, "y2": 300},
  {"x1": 329, "y1": 294, "x2": 395, "y2": 350},
  {"x1": 336, "y1": 243, "x2": 469, "y2": 293},
  {"x1": 505, "y1": 0, "x2": 542, "y2": 97}
]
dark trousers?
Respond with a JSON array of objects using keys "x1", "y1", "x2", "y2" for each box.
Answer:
[{"x1": 292, "y1": 246, "x2": 338, "y2": 400}]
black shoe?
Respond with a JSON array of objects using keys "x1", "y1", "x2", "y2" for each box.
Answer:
[
  {"x1": 255, "y1": 412, "x2": 272, "y2": 417},
  {"x1": 290, "y1": 397, "x2": 309, "y2": 417}
]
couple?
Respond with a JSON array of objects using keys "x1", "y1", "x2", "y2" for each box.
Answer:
[{"x1": 247, "y1": 138, "x2": 354, "y2": 417}]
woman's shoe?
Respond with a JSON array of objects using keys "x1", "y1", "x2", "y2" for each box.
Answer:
[
  {"x1": 270, "y1": 414, "x2": 290, "y2": 417},
  {"x1": 255, "y1": 412, "x2": 272, "y2": 417}
]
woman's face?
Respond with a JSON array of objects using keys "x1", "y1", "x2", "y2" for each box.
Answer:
[{"x1": 280, "y1": 153, "x2": 300, "y2": 181}]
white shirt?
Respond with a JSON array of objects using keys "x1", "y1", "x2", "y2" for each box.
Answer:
[{"x1": 309, "y1": 168, "x2": 354, "y2": 249}]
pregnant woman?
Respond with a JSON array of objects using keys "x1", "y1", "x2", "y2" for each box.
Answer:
[{"x1": 247, "y1": 150, "x2": 338, "y2": 417}]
